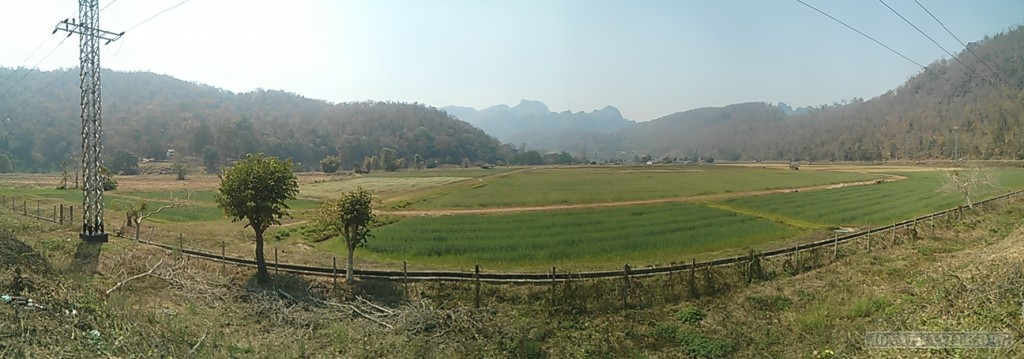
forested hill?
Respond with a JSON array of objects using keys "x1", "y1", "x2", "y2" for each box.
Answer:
[
  {"x1": 616, "y1": 25, "x2": 1024, "y2": 162},
  {"x1": 0, "y1": 69, "x2": 508, "y2": 172}
]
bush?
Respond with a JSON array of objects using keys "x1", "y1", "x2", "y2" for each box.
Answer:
[
  {"x1": 108, "y1": 150, "x2": 139, "y2": 175},
  {"x1": 0, "y1": 153, "x2": 12, "y2": 173},
  {"x1": 747, "y1": 294, "x2": 792, "y2": 311},
  {"x1": 675, "y1": 305, "x2": 706, "y2": 324},
  {"x1": 320, "y1": 155, "x2": 341, "y2": 173},
  {"x1": 676, "y1": 330, "x2": 733, "y2": 358}
]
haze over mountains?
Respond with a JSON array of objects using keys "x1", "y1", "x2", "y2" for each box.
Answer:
[
  {"x1": 0, "y1": 26, "x2": 1021, "y2": 173},
  {"x1": 449, "y1": 26, "x2": 1024, "y2": 163},
  {"x1": 441, "y1": 100, "x2": 634, "y2": 151}
]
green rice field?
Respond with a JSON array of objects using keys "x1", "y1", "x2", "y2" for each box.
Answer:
[
  {"x1": 359, "y1": 202, "x2": 799, "y2": 269},
  {"x1": 385, "y1": 166, "x2": 886, "y2": 209},
  {"x1": 4, "y1": 164, "x2": 1024, "y2": 270}
]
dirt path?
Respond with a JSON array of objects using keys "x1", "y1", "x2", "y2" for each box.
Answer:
[{"x1": 378, "y1": 174, "x2": 908, "y2": 217}]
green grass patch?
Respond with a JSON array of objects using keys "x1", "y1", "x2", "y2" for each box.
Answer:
[
  {"x1": 356, "y1": 202, "x2": 799, "y2": 268},
  {"x1": 389, "y1": 166, "x2": 885, "y2": 209},
  {"x1": 676, "y1": 305, "x2": 707, "y2": 324},
  {"x1": 747, "y1": 294, "x2": 793, "y2": 311},
  {"x1": 722, "y1": 169, "x2": 1024, "y2": 227}
]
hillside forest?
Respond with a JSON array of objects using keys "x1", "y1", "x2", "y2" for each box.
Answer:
[{"x1": 0, "y1": 26, "x2": 1022, "y2": 173}]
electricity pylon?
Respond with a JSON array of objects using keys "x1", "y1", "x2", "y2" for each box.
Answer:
[{"x1": 54, "y1": 0, "x2": 124, "y2": 242}]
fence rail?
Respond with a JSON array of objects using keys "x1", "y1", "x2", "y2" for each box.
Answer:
[{"x1": 3, "y1": 189, "x2": 1020, "y2": 284}]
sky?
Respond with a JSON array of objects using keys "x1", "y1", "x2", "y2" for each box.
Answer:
[{"x1": 1, "y1": 0, "x2": 1022, "y2": 121}]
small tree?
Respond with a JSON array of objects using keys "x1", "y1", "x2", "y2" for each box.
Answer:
[
  {"x1": 939, "y1": 167, "x2": 997, "y2": 209},
  {"x1": 314, "y1": 187, "x2": 375, "y2": 281},
  {"x1": 0, "y1": 153, "x2": 12, "y2": 173},
  {"x1": 215, "y1": 153, "x2": 298, "y2": 282},
  {"x1": 413, "y1": 154, "x2": 425, "y2": 170},
  {"x1": 320, "y1": 155, "x2": 341, "y2": 173},
  {"x1": 381, "y1": 148, "x2": 402, "y2": 172},
  {"x1": 118, "y1": 189, "x2": 193, "y2": 241},
  {"x1": 173, "y1": 157, "x2": 189, "y2": 180},
  {"x1": 202, "y1": 145, "x2": 220, "y2": 173}
]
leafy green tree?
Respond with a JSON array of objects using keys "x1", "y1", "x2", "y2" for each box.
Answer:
[
  {"x1": 320, "y1": 155, "x2": 341, "y2": 173},
  {"x1": 215, "y1": 153, "x2": 299, "y2": 282},
  {"x1": 0, "y1": 153, "x2": 12, "y2": 173},
  {"x1": 520, "y1": 150, "x2": 543, "y2": 165},
  {"x1": 191, "y1": 122, "x2": 214, "y2": 158},
  {"x1": 109, "y1": 150, "x2": 139, "y2": 175},
  {"x1": 380, "y1": 148, "x2": 402, "y2": 172},
  {"x1": 202, "y1": 146, "x2": 220, "y2": 172},
  {"x1": 314, "y1": 187, "x2": 375, "y2": 281}
]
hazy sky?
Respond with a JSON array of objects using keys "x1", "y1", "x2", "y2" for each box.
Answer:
[{"x1": 1, "y1": 0, "x2": 1022, "y2": 121}]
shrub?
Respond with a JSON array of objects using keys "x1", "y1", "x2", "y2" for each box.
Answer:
[
  {"x1": 320, "y1": 155, "x2": 341, "y2": 173},
  {"x1": 675, "y1": 305, "x2": 706, "y2": 324},
  {"x1": 676, "y1": 330, "x2": 733, "y2": 358},
  {"x1": 747, "y1": 294, "x2": 792, "y2": 311}
]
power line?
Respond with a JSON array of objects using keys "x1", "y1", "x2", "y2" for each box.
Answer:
[
  {"x1": 0, "y1": 34, "x2": 55, "y2": 93},
  {"x1": 124, "y1": 0, "x2": 193, "y2": 33},
  {"x1": 100, "y1": 0, "x2": 118, "y2": 13},
  {"x1": 912, "y1": 0, "x2": 1019, "y2": 92},
  {"x1": 33, "y1": 67, "x2": 77, "y2": 95},
  {"x1": 877, "y1": 0, "x2": 978, "y2": 77},
  {"x1": 792, "y1": 0, "x2": 954, "y2": 85},
  {"x1": 0, "y1": 36, "x2": 72, "y2": 99},
  {"x1": 877, "y1": 0, "x2": 1022, "y2": 102}
]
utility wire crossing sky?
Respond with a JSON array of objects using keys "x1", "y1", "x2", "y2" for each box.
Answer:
[{"x1": 0, "y1": 0, "x2": 1022, "y2": 121}]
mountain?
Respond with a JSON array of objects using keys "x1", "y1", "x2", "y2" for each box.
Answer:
[
  {"x1": 441, "y1": 99, "x2": 634, "y2": 153},
  {"x1": 0, "y1": 70, "x2": 509, "y2": 172},
  {"x1": 610, "y1": 25, "x2": 1024, "y2": 162}
]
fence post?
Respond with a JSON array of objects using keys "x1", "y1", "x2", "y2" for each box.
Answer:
[
  {"x1": 274, "y1": 247, "x2": 279, "y2": 274},
  {"x1": 689, "y1": 258, "x2": 697, "y2": 297},
  {"x1": 59, "y1": 204, "x2": 64, "y2": 225},
  {"x1": 891, "y1": 222, "x2": 896, "y2": 244},
  {"x1": 69, "y1": 206, "x2": 73, "y2": 223},
  {"x1": 333, "y1": 257, "x2": 338, "y2": 288},
  {"x1": 794, "y1": 242, "x2": 800, "y2": 273},
  {"x1": 178, "y1": 233, "x2": 184, "y2": 258},
  {"x1": 832, "y1": 233, "x2": 838, "y2": 261},
  {"x1": 474, "y1": 264, "x2": 481, "y2": 309},
  {"x1": 23, "y1": 200, "x2": 26, "y2": 215},
  {"x1": 402, "y1": 260, "x2": 407, "y2": 297},
  {"x1": 52, "y1": 205, "x2": 56, "y2": 222},
  {"x1": 550, "y1": 266, "x2": 557, "y2": 307},
  {"x1": 867, "y1": 232, "x2": 872, "y2": 252},
  {"x1": 623, "y1": 264, "x2": 631, "y2": 310},
  {"x1": 221, "y1": 241, "x2": 226, "y2": 275},
  {"x1": 36, "y1": 200, "x2": 39, "y2": 217}
]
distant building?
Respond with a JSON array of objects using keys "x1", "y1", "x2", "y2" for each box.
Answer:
[
  {"x1": 789, "y1": 161, "x2": 800, "y2": 170},
  {"x1": 166, "y1": 149, "x2": 176, "y2": 159}
]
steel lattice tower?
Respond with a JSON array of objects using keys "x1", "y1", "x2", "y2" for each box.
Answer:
[{"x1": 54, "y1": 0, "x2": 123, "y2": 242}]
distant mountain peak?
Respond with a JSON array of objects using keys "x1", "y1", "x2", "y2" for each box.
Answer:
[{"x1": 512, "y1": 99, "x2": 550, "y2": 116}]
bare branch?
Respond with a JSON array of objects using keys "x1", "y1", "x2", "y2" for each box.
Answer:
[
  {"x1": 187, "y1": 329, "x2": 208, "y2": 357},
  {"x1": 106, "y1": 259, "x2": 164, "y2": 296},
  {"x1": 137, "y1": 187, "x2": 195, "y2": 224}
]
